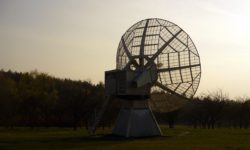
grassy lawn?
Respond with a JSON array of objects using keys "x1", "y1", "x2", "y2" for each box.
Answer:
[{"x1": 0, "y1": 126, "x2": 250, "y2": 150}]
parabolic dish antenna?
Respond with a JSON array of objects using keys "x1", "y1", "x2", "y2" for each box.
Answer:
[{"x1": 104, "y1": 18, "x2": 201, "y2": 137}]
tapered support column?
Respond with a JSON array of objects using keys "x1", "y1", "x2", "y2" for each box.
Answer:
[{"x1": 112, "y1": 100, "x2": 162, "y2": 137}]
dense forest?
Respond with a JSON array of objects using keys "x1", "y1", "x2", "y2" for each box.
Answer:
[{"x1": 0, "y1": 70, "x2": 250, "y2": 131}]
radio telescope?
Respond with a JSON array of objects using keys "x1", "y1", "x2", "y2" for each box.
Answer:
[{"x1": 105, "y1": 18, "x2": 201, "y2": 137}]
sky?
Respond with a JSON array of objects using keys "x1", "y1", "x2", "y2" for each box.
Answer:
[{"x1": 0, "y1": 0, "x2": 250, "y2": 98}]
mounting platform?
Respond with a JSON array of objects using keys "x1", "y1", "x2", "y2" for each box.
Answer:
[{"x1": 112, "y1": 100, "x2": 162, "y2": 137}]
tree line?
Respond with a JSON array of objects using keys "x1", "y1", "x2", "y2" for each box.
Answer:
[
  {"x1": 179, "y1": 94, "x2": 250, "y2": 129},
  {"x1": 0, "y1": 70, "x2": 108, "y2": 130},
  {"x1": 154, "y1": 91, "x2": 250, "y2": 129},
  {"x1": 0, "y1": 70, "x2": 249, "y2": 130}
]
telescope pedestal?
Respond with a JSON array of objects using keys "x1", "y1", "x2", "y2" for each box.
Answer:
[{"x1": 112, "y1": 100, "x2": 162, "y2": 137}]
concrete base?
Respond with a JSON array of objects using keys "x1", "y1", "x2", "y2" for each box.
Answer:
[{"x1": 112, "y1": 100, "x2": 162, "y2": 137}]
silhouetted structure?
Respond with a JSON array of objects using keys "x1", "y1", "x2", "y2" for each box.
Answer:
[{"x1": 104, "y1": 18, "x2": 201, "y2": 137}]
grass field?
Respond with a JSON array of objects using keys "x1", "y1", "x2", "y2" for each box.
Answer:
[{"x1": 0, "y1": 126, "x2": 250, "y2": 150}]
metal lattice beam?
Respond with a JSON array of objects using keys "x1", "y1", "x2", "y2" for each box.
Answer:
[
  {"x1": 157, "y1": 64, "x2": 200, "y2": 73},
  {"x1": 146, "y1": 29, "x2": 183, "y2": 67}
]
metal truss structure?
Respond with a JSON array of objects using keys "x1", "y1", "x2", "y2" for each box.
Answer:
[{"x1": 116, "y1": 18, "x2": 201, "y2": 98}]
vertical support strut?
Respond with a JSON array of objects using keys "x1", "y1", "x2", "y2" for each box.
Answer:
[
  {"x1": 168, "y1": 53, "x2": 173, "y2": 84},
  {"x1": 139, "y1": 19, "x2": 149, "y2": 68},
  {"x1": 178, "y1": 52, "x2": 184, "y2": 83}
]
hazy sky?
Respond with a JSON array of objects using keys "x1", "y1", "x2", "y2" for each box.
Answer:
[{"x1": 1, "y1": 0, "x2": 250, "y2": 98}]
